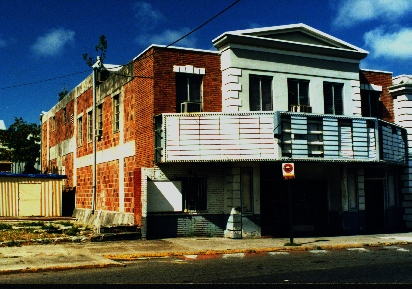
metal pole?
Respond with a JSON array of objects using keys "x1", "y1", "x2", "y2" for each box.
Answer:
[
  {"x1": 91, "y1": 57, "x2": 100, "y2": 214},
  {"x1": 288, "y1": 179, "x2": 293, "y2": 245}
]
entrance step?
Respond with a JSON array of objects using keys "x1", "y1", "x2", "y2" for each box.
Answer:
[{"x1": 91, "y1": 225, "x2": 141, "y2": 242}]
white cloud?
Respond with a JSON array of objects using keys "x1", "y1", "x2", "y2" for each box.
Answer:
[
  {"x1": 31, "y1": 28, "x2": 75, "y2": 56},
  {"x1": 137, "y1": 28, "x2": 198, "y2": 48},
  {"x1": 364, "y1": 27, "x2": 412, "y2": 59},
  {"x1": 333, "y1": 0, "x2": 412, "y2": 28},
  {"x1": 133, "y1": 1, "x2": 163, "y2": 29}
]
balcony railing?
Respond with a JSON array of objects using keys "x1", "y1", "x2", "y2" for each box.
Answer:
[{"x1": 154, "y1": 112, "x2": 407, "y2": 164}]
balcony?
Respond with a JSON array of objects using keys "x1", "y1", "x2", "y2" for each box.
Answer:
[{"x1": 154, "y1": 112, "x2": 407, "y2": 164}]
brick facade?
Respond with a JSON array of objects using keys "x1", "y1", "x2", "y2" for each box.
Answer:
[
  {"x1": 360, "y1": 70, "x2": 394, "y2": 123},
  {"x1": 41, "y1": 46, "x2": 221, "y2": 230}
]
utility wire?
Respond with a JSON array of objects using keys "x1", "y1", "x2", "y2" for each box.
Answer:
[{"x1": 0, "y1": 0, "x2": 240, "y2": 90}]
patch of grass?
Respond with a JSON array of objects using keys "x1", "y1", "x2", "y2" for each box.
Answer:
[
  {"x1": 284, "y1": 242, "x2": 301, "y2": 246},
  {"x1": 0, "y1": 223, "x2": 12, "y2": 230},
  {"x1": 63, "y1": 226, "x2": 80, "y2": 236}
]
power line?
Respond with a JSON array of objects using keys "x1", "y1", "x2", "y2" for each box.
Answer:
[
  {"x1": 0, "y1": 70, "x2": 90, "y2": 90},
  {"x1": 0, "y1": 0, "x2": 240, "y2": 90}
]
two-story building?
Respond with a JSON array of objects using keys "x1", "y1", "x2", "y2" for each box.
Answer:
[{"x1": 41, "y1": 23, "x2": 409, "y2": 239}]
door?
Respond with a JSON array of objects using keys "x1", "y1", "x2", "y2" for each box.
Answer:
[
  {"x1": 260, "y1": 163, "x2": 328, "y2": 237},
  {"x1": 19, "y1": 183, "x2": 41, "y2": 216},
  {"x1": 364, "y1": 180, "x2": 385, "y2": 232}
]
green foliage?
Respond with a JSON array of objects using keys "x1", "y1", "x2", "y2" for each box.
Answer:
[
  {"x1": 0, "y1": 117, "x2": 40, "y2": 168},
  {"x1": 83, "y1": 34, "x2": 108, "y2": 67},
  {"x1": 0, "y1": 223, "x2": 12, "y2": 230},
  {"x1": 58, "y1": 86, "x2": 69, "y2": 101}
]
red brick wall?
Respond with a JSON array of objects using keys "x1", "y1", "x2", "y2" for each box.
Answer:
[
  {"x1": 96, "y1": 95, "x2": 120, "y2": 151},
  {"x1": 62, "y1": 153, "x2": 73, "y2": 188},
  {"x1": 96, "y1": 160, "x2": 119, "y2": 211},
  {"x1": 124, "y1": 156, "x2": 135, "y2": 213},
  {"x1": 76, "y1": 166, "x2": 92, "y2": 209},
  {"x1": 131, "y1": 47, "x2": 222, "y2": 227},
  {"x1": 123, "y1": 81, "x2": 135, "y2": 143},
  {"x1": 359, "y1": 70, "x2": 393, "y2": 123},
  {"x1": 153, "y1": 48, "x2": 222, "y2": 114}
]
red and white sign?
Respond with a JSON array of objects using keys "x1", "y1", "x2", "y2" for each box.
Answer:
[{"x1": 282, "y1": 163, "x2": 295, "y2": 179}]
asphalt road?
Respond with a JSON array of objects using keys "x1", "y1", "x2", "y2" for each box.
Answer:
[{"x1": 0, "y1": 244, "x2": 411, "y2": 284}]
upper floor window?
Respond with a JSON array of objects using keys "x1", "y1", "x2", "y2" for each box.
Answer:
[
  {"x1": 97, "y1": 104, "x2": 103, "y2": 137},
  {"x1": 361, "y1": 90, "x2": 381, "y2": 118},
  {"x1": 62, "y1": 107, "x2": 67, "y2": 124},
  {"x1": 87, "y1": 110, "x2": 93, "y2": 143},
  {"x1": 324, "y1": 82, "x2": 344, "y2": 115},
  {"x1": 77, "y1": 116, "x2": 83, "y2": 147},
  {"x1": 288, "y1": 79, "x2": 310, "y2": 111},
  {"x1": 113, "y1": 95, "x2": 120, "y2": 133},
  {"x1": 52, "y1": 116, "x2": 56, "y2": 131},
  {"x1": 249, "y1": 75, "x2": 272, "y2": 111},
  {"x1": 176, "y1": 74, "x2": 202, "y2": 112}
]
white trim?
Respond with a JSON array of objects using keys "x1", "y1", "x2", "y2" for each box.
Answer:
[
  {"x1": 226, "y1": 43, "x2": 362, "y2": 64},
  {"x1": 133, "y1": 44, "x2": 219, "y2": 61}
]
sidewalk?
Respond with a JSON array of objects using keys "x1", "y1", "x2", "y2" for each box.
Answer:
[{"x1": 1, "y1": 232, "x2": 411, "y2": 275}]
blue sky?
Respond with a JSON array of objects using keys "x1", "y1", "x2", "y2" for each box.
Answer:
[{"x1": 0, "y1": 0, "x2": 411, "y2": 128}]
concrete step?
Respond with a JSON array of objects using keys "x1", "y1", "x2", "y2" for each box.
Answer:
[{"x1": 90, "y1": 225, "x2": 141, "y2": 242}]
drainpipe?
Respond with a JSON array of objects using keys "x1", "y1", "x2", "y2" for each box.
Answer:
[{"x1": 91, "y1": 57, "x2": 101, "y2": 214}]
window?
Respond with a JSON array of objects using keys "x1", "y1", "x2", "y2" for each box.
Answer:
[
  {"x1": 97, "y1": 104, "x2": 103, "y2": 137},
  {"x1": 52, "y1": 116, "x2": 56, "y2": 131},
  {"x1": 241, "y1": 168, "x2": 253, "y2": 213},
  {"x1": 113, "y1": 95, "x2": 120, "y2": 133},
  {"x1": 361, "y1": 90, "x2": 381, "y2": 117},
  {"x1": 181, "y1": 177, "x2": 207, "y2": 211},
  {"x1": 87, "y1": 110, "x2": 93, "y2": 143},
  {"x1": 249, "y1": 76, "x2": 272, "y2": 111},
  {"x1": 62, "y1": 107, "x2": 67, "y2": 124},
  {"x1": 176, "y1": 74, "x2": 202, "y2": 112},
  {"x1": 77, "y1": 116, "x2": 83, "y2": 147},
  {"x1": 288, "y1": 79, "x2": 310, "y2": 109},
  {"x1": 347, "y1": 169, "x2": 358, "y2": 210},
  {"x1": 324, "y1": 82, "x2": 344, "y2": 115}
]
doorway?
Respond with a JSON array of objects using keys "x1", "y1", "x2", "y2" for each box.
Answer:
[{"x1": 364, "y1": 180, "x2": 385, "y2": 232}]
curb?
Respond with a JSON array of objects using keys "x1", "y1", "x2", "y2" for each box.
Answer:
[
  {"x1": 0, "y1": 262, "x2": 123, "y2": 275},
  {"x1": 104, "y1": 241, "x2": 410, "y2": 260}
]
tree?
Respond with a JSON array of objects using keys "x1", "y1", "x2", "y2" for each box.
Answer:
[
  {"x1": 58, "y1": 86, "x2": 69, "y2": 101},
  {"x1": 0, "y1": 117, "x2": 40, "y2": 173},
  {"x1": 82, "y1": 34, "x2": 108, "y2": 67}
]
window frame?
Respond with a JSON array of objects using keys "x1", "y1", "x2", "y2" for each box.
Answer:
[
  {"x1": 249, "y1": 75, "x2": 273, "y2": 111},
  {"x1": 180, "y1": 176, "x2": 207, "y2": 212},
  {"x1": 97, "y1": 104, "x2": 103, "y2": 137},
  {"x1": 77, "y1": 116, "x2": 83, "y2": 147},
  {"x1": 323, "y1": 82, "x2": 344, "y2": 115},
  {"x1": 62, "y1": 107, "x2": 67, "y2": 124},
  {"x1": 113, "y1": 95, "x2": 120, "y2": 133},
  {"x1": 176, "y1": 73, "x2": 203, "y2": 112},
  {"x1": 287, "y1": 79, "x2": 310, "y2": 108},
  {"x1": 361, "y1": 90, "x2": 381, "y2": 118},
  {"x1": 87, "y1": 110, "x2": 93, "y2": 143},
  {"x1": 52, "y1": 116, "x2": 56, "y2": 131}
]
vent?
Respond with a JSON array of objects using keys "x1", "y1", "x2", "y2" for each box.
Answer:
[
  {"x1": 289, "y1": 105, "x2": 312, "y2": 113},
  {"x1": 181, "y1": 102, "x2": 202, "y2": 113}
]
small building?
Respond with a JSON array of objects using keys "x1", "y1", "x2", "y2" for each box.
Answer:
[{"x1": 0, "y1": 172, "x2": 67, "y2": 217}]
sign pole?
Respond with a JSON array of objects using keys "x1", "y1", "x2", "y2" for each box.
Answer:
[
  {"x1": 282, "y1": 163, "x2": 295, "y2": 245},
  {"x1": 288, "y1": 179, "x2": 293, "y2": 245}
]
